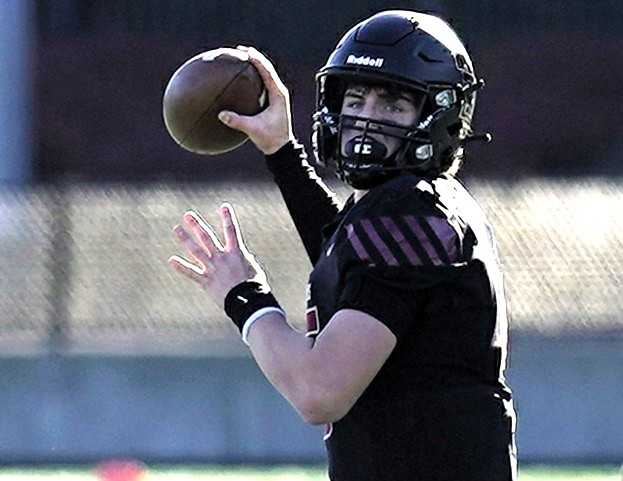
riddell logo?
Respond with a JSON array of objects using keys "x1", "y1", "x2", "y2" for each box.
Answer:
[{"x1": 346, "y1": 54, "x2": 384, "y2": 68}]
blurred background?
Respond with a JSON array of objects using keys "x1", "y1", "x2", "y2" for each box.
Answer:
[{"x1": 0, "y1": 0, "x2": 622, "y2": 475}]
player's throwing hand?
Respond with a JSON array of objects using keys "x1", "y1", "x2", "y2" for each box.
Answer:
[
  {"x1": 168, "y1": 203, "x2": 268, "y2": 307},
  {"x1": 217, "y1": 46, "x2": 295, "y2": 155}
]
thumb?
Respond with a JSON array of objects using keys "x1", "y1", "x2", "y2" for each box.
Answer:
[{"x1": 218, "y1": 110, "x2": 253, "y2": 135}]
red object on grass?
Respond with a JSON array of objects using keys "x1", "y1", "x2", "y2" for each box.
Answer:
[{"x1": 95, "y1": 459, "x2": 147, "y2": 481}]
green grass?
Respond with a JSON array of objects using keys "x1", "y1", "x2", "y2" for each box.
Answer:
[
  {"x1": 0, "y1": 464, "x2": 619, "y2": 480},
  {"x1": 519, "y1": 464, "x2": 621, "y2": 480}
]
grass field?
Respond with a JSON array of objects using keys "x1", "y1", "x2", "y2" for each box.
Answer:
[{"x1": 0, "y1": 464, "x2": 620, "y2": 480}]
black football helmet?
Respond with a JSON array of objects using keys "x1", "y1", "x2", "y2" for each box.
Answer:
[{"x1": 312, "y1": 10, "x2": 490, "y2": 189}]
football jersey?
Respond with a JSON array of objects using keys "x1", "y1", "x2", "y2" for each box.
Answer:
[{"x1": 266, "y1": 143, "x2": 516, "y2": 480}]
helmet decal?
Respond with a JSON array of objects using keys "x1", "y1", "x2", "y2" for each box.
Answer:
[{"x1": 345, "y1": 55, "x2": 385, "y2": 68}]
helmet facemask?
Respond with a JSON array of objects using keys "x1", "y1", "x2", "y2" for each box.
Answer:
[
  {"x1": 335, "y1": 111, "x2": 426, "y2": 189},
  {"x1": 313, "y1": 74, "x2": 472, "y2": 188}
]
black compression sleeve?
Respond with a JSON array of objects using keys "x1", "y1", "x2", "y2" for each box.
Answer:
[{"x1": 265, "y1": 141, "x2": 340, "y2": 265}]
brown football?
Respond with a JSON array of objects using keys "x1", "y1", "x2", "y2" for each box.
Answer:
[{"x1": 162, "y1": 48, "x2": 265, "y2": 155}]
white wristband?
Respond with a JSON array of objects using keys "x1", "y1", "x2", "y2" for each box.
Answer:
[{"x1": 241, "y1": 307, "x2": 286, "y2": 346}]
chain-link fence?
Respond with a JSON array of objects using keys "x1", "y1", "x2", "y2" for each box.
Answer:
[{"x1": 1, "y1": 178, "x2": 621, "y2": 355}]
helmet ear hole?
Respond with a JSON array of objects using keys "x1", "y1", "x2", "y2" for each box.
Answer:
[
  {"x1": 322, "y1": 76, "x2": 348, "y2": 114},
  {"x1": 312, "y1": 112, "x2": 339, "y2": 167},
  {"x1": 447, "y1": 123, "x2": 462, "y2": 137}
]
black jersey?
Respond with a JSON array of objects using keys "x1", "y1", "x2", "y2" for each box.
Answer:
[{"x1": 266, "y1": 143, "x2": 517, "y2": 481}]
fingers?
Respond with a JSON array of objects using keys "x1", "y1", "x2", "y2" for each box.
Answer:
[
  {"x1": 237, "y1": 45, "x2": 287, "y2": 103},
  {"x1": 219, "y1": 203, "x2": 265, "y2": 282},
  {"x1": 183, "y1": 210, "x2": 224, "y2": 252},
  {"x1": 218, "y1": 110, "x2": 253, "y2": 134},
  {"x1": 171, "y1": 204, "x2": 268, "y2": 299},
  {"x1": 219, "y1": 202, "x2": 251, "y2": 255},
  {"x1": 168, "y1": 254, "x2": 208, "y2": 285},
  {"x1": 174, "y1": 205, "x2": 245, "y2": 257},
  {"x1": 173, "y1": 224, "x2": 214, "y2": 269},
  {"x1": 219, "y1": 202, "x2": 239, "y2": 251}
]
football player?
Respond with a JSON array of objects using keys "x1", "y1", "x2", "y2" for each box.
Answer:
[{"x1": 170, "y1": 10, "x2": 517, "y2": 480}]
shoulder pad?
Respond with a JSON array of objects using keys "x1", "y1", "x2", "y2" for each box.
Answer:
[{"x1": 340, "y1": 177, "x2": 466, "y2": 267}]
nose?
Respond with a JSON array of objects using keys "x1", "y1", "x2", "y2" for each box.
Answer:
[
  {"x1": 358, "y1": 100, "x2": 378, "y2": 120},
  {"x1": 354, "y1": 102, "x2": 382, "y2": 131}
]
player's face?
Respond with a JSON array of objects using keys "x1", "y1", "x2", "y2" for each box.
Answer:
[{"x1": 340, "y1": 84, "x2": 420, "y2": 158}]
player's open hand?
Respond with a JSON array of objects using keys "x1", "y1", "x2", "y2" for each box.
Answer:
[
  {"x1": 217, "y1": 46, "x2": 294, "y2": 155},
  {"x1": 168, "y1": 203, "x2": 268, "y2": 307}
]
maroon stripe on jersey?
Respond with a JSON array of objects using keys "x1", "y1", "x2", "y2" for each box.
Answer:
[
  {"x1": 380, "y1": 216, "x2": 422, "y2": 265},
  {"x1": 360, "y1": 219, "x2": 399, "y2": 266},
  {"x1": 426, "y1": 216, "x2": 460, "y2": 263},
  {"x1": 345, "y1": 223, "x2": 371, "y2": 262},
  {"x1": 395, "y1": 216, "x2": 434, "y2": 266},
  {"x1": 305, "y1": 306, "x2": 320, "y2": 337},
  {"x1": 403, "y1": 215, "x2": 447, "y2": 265}
]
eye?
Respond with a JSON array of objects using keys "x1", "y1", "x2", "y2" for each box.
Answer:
[
  {"x1": 344, "y1": 100, "x2": 363, "y2": 109},
  {"x1": 385, "y1": 103, "x2": 404, "y2": 113},
  {"x1": 379, "y1": 103, "x2": 405, "y2": 116}
]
